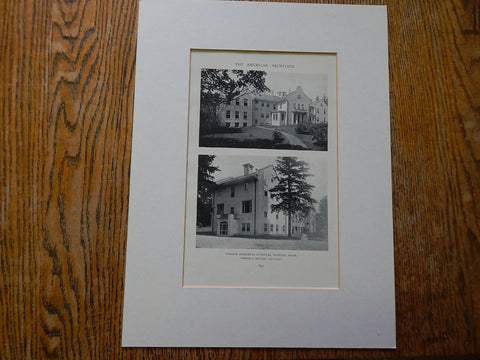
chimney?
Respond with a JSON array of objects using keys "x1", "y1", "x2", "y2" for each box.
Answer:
[{"x1": 243, "y1": 163, "x2": 254, "y2": 175}]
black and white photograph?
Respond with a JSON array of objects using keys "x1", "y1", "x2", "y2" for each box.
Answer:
[
  {"x1": 199, "y1": 69, "x2": 329, "y2": 151},
  {"x1": 183, "y1": 50, "x2": 338, "y2": 288},
  {"x1": 196, "y1": 154, "x2": 328, "y2": 251}
]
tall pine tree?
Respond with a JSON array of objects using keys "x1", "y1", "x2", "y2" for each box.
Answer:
[
  {"x1": 269, "y1": 157, "x2": 317, "y2": 237},
  {"x1": 197, "y1": 155, "x2": 219, "y2": 226}
]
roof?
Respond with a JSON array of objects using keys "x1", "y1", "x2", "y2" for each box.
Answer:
[
  {"x1": 215, "y1": 164, "x2": 274, "y2": 188},
  {"x1": 312, "y1": 97, "x2": 327, "y2": 106},
  {"x1": 254, "y1": 94, "x2": 284, "y2": 102},
  {"x1": 216, "y1": 173, "x2": 258, "y2": 187},
  {"x1": 286, "y1": 86, "x2": 312, "y2": 102}
]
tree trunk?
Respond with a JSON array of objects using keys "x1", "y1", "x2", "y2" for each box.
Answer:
[{"x1": 288, "y1": 211, "x2": 292, "y2": 237}]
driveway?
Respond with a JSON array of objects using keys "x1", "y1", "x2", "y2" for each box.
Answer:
[{"x1": 256, "y1": 126, "x2": 308, "y2": 149}]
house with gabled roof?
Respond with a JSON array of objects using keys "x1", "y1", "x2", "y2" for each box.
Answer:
[
  {"x1": 216, "y1": 86, "x2": 326, "y2": 128},
  {"x1": 212, "y1": 163, "x2": 308, "y2": 237}
]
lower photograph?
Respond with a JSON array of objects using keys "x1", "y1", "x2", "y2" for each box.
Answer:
[
  {"x1": 184, "y1": 152, "x2": 338, "y2": 288},
  {"x1": 195, "y1": 154, "x2": 328, "y2": 251}
]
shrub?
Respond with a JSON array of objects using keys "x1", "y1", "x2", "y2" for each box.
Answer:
[
  {"x1": 272, "y1": 130, "x2": 285, "y2": 144},
  {"x1": 312, "y1": 123, "x2": 328, "y2": 145},
  {"x1": 295, "y1": 123, "x2": 314, "y2": 134}
]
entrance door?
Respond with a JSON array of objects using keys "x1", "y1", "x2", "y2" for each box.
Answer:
[{"x1": 220, "y1": 222, "x2": 228, "y2": 235}]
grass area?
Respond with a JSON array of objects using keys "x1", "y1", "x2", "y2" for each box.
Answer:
[
  {"x1": 199, "y1": 124, "x2": 328, "y2": 150},
  {"x1": 233, "y1": 234, "x2": 302, "y2": 240},
  {"x1": 307, "y1": 232, "x2": 327, "y2": 242},
  {"x1": 199, "y1": 126, "x2": 306, "y2": 150},
  {"x1": 269, "y1": 125, "x2": 327, "y2": 151}
]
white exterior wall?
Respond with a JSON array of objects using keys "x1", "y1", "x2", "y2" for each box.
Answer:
[
  {"x1": 217, "y1": 94, "x2": 254, "y2": 128},
  {"x1": 212, "y1": 165, "x2": 309, "y2": 238},
  {"x1": 213, "y1": 178, "x2": 257, "y2": 236}
]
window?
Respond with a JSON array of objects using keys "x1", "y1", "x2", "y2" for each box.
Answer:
[
  {"x1": 276, "y1": 224, "x2": 279, "y2": 232},
  {"x1": 282, "y1": 225, "x2": 286, "y2": 232},
  {"x1": 230, "y1": 207, "x2": 235, "y2": 214},
  {"x1": 242, "y1": 200, "x2": 252, "y2": 213},
  {"x1": 234, "y1": 122, "x2": 239, "y2": 128},
  {"x1": 264, "y1": 223, "x2": 268, "y2": 232},
  {"x1": 243, "y1": 122, "x2": 247, "y2": 127},
  {"x1": 264, "y1": 211, "x2": 267, "y2": 217},
  {"x1": 261, "y1": 102, "x2": 264, "y2": 106},
  {"x1": 297, "y1": 94, "x2": 301, "y2": 99},
  {"x1": 267, "y1": 103, "x2": 270, "y2": 107},
  {"x1": 243, "y1": 111, "x2": 248, "y2": 119},
  {"x1": 266, "y1": 114, "x2": 269, "y2": 118},
  {"x1": 244, "y1": 98, "x2": 248, "y2": 106},
  {"x1": 244, "y1": 183, "x2": 248, "y2": 190},
  {"x1": 231, "y1": 186, "x2": 235, "y2": 197},
  {"x1": 264, "y1": 190, "x2": 267, "y2": 196},
  {"x1": 235, "y1": 98, "x2": 239, "y2": 105},
  {"x1": 255, "y1": 120, "x2": 258, "y2": 124},
  {"x1": 270, "y1": 224, "x2": 273, "y2": 232},
  {"x1": 225, "y1": 122, "x2": 230, "y2": 128},
  {"x1": 235, "y1": 111, "x2": 239, "y2": 119},
  {"x1": 226, "y1": 110, "x2": 230, "y2": 118},
  {"x1": 217, "y1": 204, "x2": 224, "y2": 215},
  {"x1": 276, "y1": 214, "x2": 278, "y2": 219},
  {"x1": 261, "y1": 113, "x2": 264, "y2": 118},
  {"x1": 255, "y1": 100, "x2": 258, "y2": 104}
]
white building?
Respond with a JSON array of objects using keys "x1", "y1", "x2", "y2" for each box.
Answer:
[
  {"x1": 216, "y1": 86, "x2": 327, "y2": 127},
  {"x1": 211, "y1": 163, "x2": 310, "y2": 237}
]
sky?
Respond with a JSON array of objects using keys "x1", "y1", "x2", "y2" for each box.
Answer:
[
  {"x1": 209, "y1": 154, "x2": 327, "y2": 203},
  {"x1": 265, "y1": 72, "x2": 327, "y2": 100}
]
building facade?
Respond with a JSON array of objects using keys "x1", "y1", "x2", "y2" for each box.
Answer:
[
  {"x1": 310, "y1": 95, "x2": 328, "y2": 124},
  {"x1": 216, "y1": 86, "x2": 327, "y2": 128},
  {"x1": 212, "y1": 163, "x2": 311, "y2": 237},
  {"x1": 216, "y1": 94, "x2": 255, "y2": 128}
]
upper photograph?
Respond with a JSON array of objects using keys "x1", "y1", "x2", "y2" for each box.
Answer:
[{"x1": 199, "y1": 69, "x2": 329, "y2": 151}]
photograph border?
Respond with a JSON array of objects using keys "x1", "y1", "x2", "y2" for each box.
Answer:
[{"x1": 182, "y1": 49, "x2": 339, "y2": 289}]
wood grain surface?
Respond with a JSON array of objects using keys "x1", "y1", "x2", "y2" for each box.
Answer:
[{"x1": 1, "y1": 0, "x2": 479, "y2": 359}]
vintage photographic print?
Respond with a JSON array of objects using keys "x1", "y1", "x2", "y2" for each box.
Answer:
[
  {"x1": 199, "y1": 70, "x2": 329, "y2": 151},
  {"x1": 183, "y1": 50, "x2": 338, "y2": 288},
  {"x1": 196, "y1": 154, "x2": 328, "y2": 251}
]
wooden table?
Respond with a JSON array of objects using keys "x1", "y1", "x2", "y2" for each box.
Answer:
[{"x1": 1, "y1": 0, "x2": 479, "y2": 358}]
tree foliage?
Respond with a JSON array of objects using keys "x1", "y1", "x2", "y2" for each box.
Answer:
[
  {"x1": 317, "y1": 195, "x2": 328, "y2": 239},
  {"x1": 200, "y1": 69, "x2": 269, "y2": 133},
  {"x1": 269, "y1": 157, "x2": 317, "y2": 237},
  {"x1": 197, "y1": 155, "x2": 219, "y2": 226}
]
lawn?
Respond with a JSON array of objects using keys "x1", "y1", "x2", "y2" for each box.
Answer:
[
  {"x1": 199, "y1": 126, "x2": 306, "y2": 150},
  {"x1": 199, "y1": 125, "x2": 327, "y2": 151}
]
